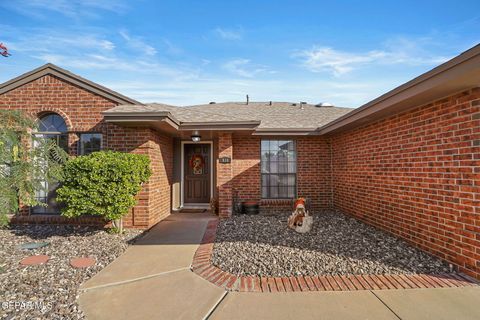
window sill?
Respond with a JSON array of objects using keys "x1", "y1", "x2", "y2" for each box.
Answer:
[{"x1": 260, "y1": 199, "x2": 294, "y2": 206}]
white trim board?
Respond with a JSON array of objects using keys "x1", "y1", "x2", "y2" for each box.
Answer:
[{"x1": 180, "y1": 141, "x2": 214, "y2": 208}]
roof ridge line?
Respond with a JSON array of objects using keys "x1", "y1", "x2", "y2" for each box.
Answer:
[{"x1": 0, "y1": 63, "x2": 142, "y2": 105}]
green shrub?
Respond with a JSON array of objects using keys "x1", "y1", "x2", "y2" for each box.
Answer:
[{"x1": 57, "y1": 151, "x2": 152, "y2": 223}]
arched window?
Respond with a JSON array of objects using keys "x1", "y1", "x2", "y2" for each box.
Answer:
[
  {"x1": 36, "y1": 113, "x2": 68, "y2": 151},
  {"x1": 39, "y1": 113, "x2": 67, "y2": 132},
  {"x1": 32, "y1": 113, "x2": 68, "y2": 214}
]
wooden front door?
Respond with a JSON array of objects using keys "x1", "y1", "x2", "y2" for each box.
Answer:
[{"x1": 184, "y1": 143, "x2": 211, "y2": 203}]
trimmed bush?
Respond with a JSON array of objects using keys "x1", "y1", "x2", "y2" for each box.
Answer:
[{"x1": 57, "y1": 151, "x2": 152, "y2": 223}]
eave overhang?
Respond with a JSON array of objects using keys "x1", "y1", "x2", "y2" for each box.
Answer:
[
  {"x1": 103, "y1": 111, "x2": 261, "y2": 133},
  {"x1": 102, "y1": 44, "x2": 480, "y2": 137},
  {"x1": 103, "y1": 112, "x2": 317, "y2": 135},
  {"x1": 252, "y1": 128, "x2": 319, "y2": 136},
  {"x1": 317, "y1": 44, "x2": 480, "y2": 134},
  {"x1": 102, "y1": 111, "x2": 180, "y2": 134}
]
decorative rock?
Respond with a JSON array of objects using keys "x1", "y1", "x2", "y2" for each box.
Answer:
[
  {"x1": 19, "y1": 242, "x2": 50, "y2": 250},
  {"x1": 212, "y1": 211, "x2": 450, "y2": 277},
  {"x1": 20, "y1": 255, "x2": 50, "y2": 266},
  {"x1": 70, "y1": 257, "x2": 96, "y2": 268},
  {"x1": 2, "y1": 225, "x2": 141, "y2": 319}
]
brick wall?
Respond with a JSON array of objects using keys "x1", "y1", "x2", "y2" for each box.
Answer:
[
  {"x1": 217, "y1": 133, "x2": 233, "y2": 218},
  {"x1": 0, "y1": 74, "x2": 117, "y2": 219},
  {"x1": 231, "y1": 135, "x2": 331, "y2": 214},
  {"x1": 107, "y1": 125, "x2": 173, "y2": 228},
  {"x1": 331, "y1": 88, "x2": 480, "y2": 278},
  {"x1": 0, "y1": 74, "x2": 115, "y2": 156},
  {"x1": 232, "y1": 135, "x2": 261, "y2": 202},
  {"x1": 5, "y1": 72, "x2": 479, "y2": 280},
  {"x1": 297, "y1": 136, "x2": 332, "y2": 210},
  {"x1": 0, "y1": 74, "x2": 172, "y2": 228}
]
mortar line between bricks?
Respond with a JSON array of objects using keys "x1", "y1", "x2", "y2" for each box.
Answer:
[
  {"x1": 369, "y1": 290, "x2": 402, "y2": 320},
  {"x1": 203, "y1": 290, "x2": 228, "y2": 320},
  {"x1": 80, "y1": 267, "x2": 190, "y2": 292}
]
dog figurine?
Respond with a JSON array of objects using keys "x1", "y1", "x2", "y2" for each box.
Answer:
[
  {"x1": 288, "y1": 197, "x2": 313, "y2": 233},
  {"x1": 295, "y1": 212, "x2": 313, "y2": 233}
]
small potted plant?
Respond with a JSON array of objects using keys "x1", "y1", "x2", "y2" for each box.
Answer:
[{"x1": 242, "y1": 200, "x2": 260, "y2": 215}]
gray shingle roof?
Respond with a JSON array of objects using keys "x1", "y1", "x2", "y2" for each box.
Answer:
[
  {"x1": 105, "y1": 102, "x2": 354, "y2": 129},
  {"x1": 183, "y1": 102, "x2": 353, "y2": 129}
]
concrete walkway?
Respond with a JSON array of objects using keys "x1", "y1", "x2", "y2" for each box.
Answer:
[{"x1": 79, "y1": 213, "x2": 480, "y2": 320}]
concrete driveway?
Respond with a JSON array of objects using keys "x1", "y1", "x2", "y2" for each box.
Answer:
[{"x1": 78, "y1": 213, "x2": 480, "y2": 320}]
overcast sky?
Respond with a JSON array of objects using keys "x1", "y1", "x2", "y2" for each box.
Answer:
[{"x1": 1, "y1": 0, "x2": 479, "y2": 107}]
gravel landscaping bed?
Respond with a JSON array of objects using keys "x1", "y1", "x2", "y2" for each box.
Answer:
[
  {"x1": 212, "y1": 211, "x2": 450, "y2": 277},
  {"x1": 0, "y1": 225, "x2": 142, "y2": 319}
]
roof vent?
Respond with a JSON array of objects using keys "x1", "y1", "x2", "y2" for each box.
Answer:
[
  {"x1": 209, "y1": 101, "x2": 216, "y2": 104},
  {"x1": 315, "y1": 102, "x2": 333, "y2": 107}
]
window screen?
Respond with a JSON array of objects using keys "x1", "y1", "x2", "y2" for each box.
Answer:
[
  {"x1": 261, "y1": 140, "x2": 296, "y2": 198},
  {"x1": 79, "y1": 133, "x2": 102, "y2": 155}
]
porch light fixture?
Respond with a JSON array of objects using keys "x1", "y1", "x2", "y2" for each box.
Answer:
[{"x1": 191, "y1": 134, "x2": 201, "y2": 142}]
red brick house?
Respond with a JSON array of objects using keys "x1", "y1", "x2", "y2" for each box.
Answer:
[{"x1": 1, "y1": 44, "x2": 479, "y2": 278}]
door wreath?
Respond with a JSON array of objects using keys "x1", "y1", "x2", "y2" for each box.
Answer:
[{"x1": 189, "y1": 154, "x2": 204, "y2": 175}]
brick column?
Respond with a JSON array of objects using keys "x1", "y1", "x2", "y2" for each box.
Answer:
[{"x1": 217, "y1": 133, "x2": 233, "y2": 218}]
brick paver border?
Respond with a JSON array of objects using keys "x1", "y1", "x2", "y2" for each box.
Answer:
[{"x1": 191, "y1": 219, "x2": 479, "y2": 292}]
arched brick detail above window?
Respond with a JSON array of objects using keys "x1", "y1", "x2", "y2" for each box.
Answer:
[
  {"x1": 35, "y1": 108, "x2": 73, "y2": 131},
  {"x1": 0, "y1": 72, "x2": 121, "y2": 134}
]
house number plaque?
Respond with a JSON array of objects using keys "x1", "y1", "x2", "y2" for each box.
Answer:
[{"x1": 219, "y1": 157, "x2": 231, "y2": 164}]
